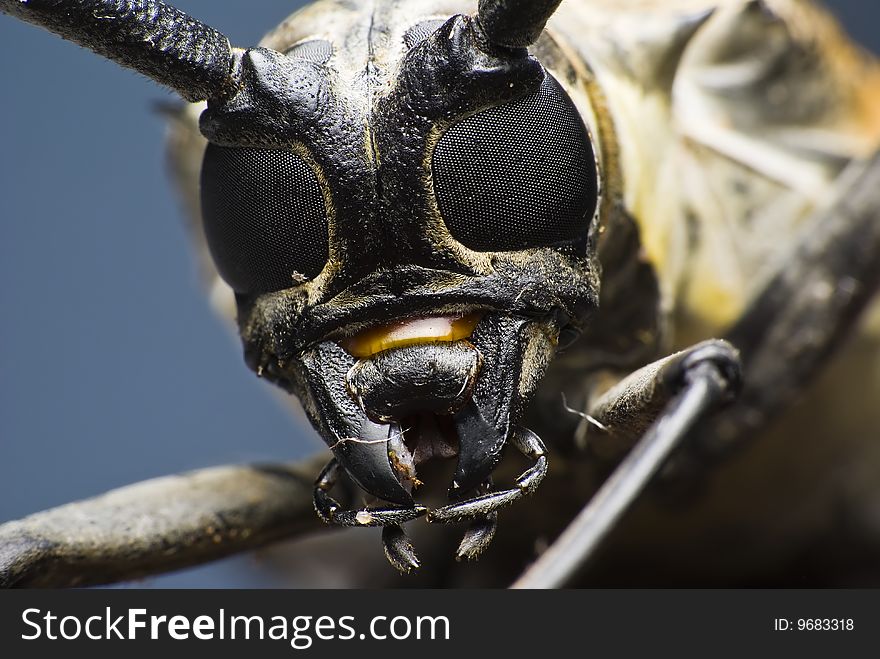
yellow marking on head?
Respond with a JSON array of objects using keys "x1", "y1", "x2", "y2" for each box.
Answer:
[{"x1": 340, "y1": 313, "x2": 481, "y2": 358}]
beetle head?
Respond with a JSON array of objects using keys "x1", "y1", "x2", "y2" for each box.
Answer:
[{"x1": 197, "y1": 11, "x2": 601, "y2": 506}]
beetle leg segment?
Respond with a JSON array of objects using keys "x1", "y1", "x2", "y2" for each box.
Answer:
[
  {"x1": 428, "y1": 427, "x2": 548, "y2": 524},
  {"x1": 581, "y1": 339, "x2": 741, "y2": 461},
  {"x1": 513, "y1": 345, "x2": 742, "y2": 588}
]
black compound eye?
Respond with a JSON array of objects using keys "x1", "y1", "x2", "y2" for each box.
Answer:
[
  {"x1": 432, "y1": 73, "x2": 598, "y2": 253},
  {"x1": 200, "y1": 145, "x2": 329, "y2": 294}
]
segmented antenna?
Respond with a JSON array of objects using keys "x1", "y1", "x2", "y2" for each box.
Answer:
[
  {"x1": 477, "y1": 0, "x2": 563, "y2": 48},
  {"x1": 0, "y1": 0, "x2": 236, "y2": 102}
]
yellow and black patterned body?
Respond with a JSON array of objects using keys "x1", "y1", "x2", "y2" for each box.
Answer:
[
  {"x1": 160, "y1": 0, "x2": 880, "y2": 584},
  {"x1": 546, "y1": 0, "x2": 880, "y2": 585},
  {"x1": 3, "y1": 0, "x2": 879, "y2": 586},
  {"x1": 158, "y1": 0, "x2": 609, "y2": 571}
]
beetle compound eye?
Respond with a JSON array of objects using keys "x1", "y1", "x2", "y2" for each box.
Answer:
[
  {"x1": 404, "y1": 19, "x2": 447, "y2": 49},
  {"x1": 284, "y1": 39, "x2": 333, "y2": 64},
  {"x1": 432, "y1": 73, "x2": 598, "y2": 253},
  {"x1": 200, "y1": 145, "x2": 329, "y2": 294}
]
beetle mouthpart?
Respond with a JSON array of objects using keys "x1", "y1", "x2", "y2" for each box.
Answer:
[
  {"x1": 443, "y1": 314, "x2": 540, "y2": 497},
  {"x1": 346, "y1": 341, "x2": 482, "y2": 422},
  {"x1": 297, "y1": 311, "x2": 557, "y2": 560},
  {"x1": 450, "y1": 398, "x2": 508, "y2": 496},
  {"x1": 339, "y1": 313, "x2": 482, "y2": 358}
]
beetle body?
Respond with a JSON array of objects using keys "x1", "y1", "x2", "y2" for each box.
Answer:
[
  {"x1": 1, "y1": 1, "x2": 880, "y2": 583},
  {"x1": 155, "y1": 0, "x2": 880, "y2": 585}
]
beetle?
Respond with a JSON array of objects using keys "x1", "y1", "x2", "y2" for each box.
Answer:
[{"x1": 1, "y1": 0, "x2": 880, "y2": 588}]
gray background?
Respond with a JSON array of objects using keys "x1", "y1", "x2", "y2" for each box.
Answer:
[{"x1": 0, "y1": 1, "x2": 877, "y2": 587}]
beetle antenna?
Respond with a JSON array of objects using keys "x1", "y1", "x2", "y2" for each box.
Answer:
[
  {"x1": 476, "y1": 0, "x2": 563, "y2": 48},
  {"x1": 0, "y1": 0, "x2": 237, "y2": 102}
]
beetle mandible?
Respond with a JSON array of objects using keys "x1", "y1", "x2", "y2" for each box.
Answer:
[{"x1": 2, "y1": 0, "x2": 879, "y2": 587}]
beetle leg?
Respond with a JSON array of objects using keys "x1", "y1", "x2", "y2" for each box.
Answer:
[
  {"x1": 313, "y1": 458, "x2": 427, "y2": 528},
  {"x1": 512, "y1": 344, "x2": 742, "y2": 588},
  {"x1": 577, "y1": 339, "x2": 741, "y2": 461},
  {"x1": 428, "y1": 428, "x2": 548, "y2": 524}
]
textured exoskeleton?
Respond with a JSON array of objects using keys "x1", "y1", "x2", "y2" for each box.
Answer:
[
  {"x1": 159, "y1": 0, "x2": 880, "y2": 585},
  {"x1": 1, "y1": 0, "x2": 879, "y2": 587}
]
